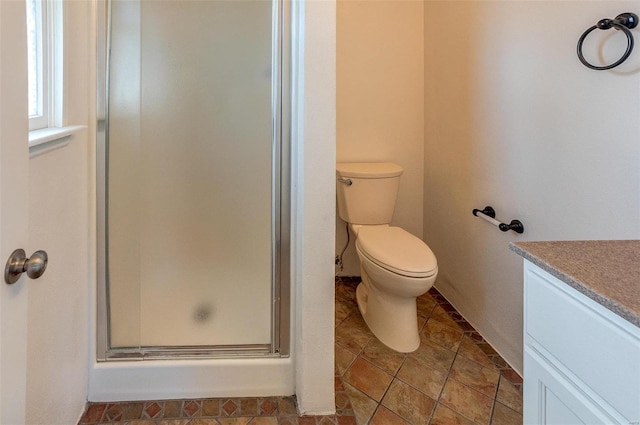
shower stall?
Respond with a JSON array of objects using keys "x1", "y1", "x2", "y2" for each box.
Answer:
[{"x1": 96, "y1": 0, "x2": 290, "y2": 364}]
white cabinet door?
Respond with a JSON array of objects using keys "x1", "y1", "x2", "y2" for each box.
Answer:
[
  {"x1": 525, "y1": 265, "x2": 640, "y2": 417},
  {"x1": 0, "y1": 1, "x2": 30, "y2": 423},
  {"x1": 524, "y1": 350, "x2": 619, "y2": 425},
  {"x1": 523, "y1": 261, "x2": 640, "y2": 425}
]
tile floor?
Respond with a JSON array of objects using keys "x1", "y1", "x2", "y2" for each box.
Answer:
[
  {"x1": 78, "y1": 394, "x2": 355, "y2": 425},
  {"x1": 79, "y1": 277, "x2": 523, "y2": 425},
  {"x1": 335, "y1": 277, "x2": 523, "y2": 425}
]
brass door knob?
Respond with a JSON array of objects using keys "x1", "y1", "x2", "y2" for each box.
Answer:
[{"x1": 4, "y1": 249, "x2": 48, "y2": 284}]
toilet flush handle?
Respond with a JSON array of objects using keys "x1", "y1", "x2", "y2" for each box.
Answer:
[{"x1": 338, "y1": 178, "x2": 352, "y2": 186}]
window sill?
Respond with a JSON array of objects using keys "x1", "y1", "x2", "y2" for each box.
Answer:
[{"x1": 29, "y1": 125, "x2": 86, "y2": 157}]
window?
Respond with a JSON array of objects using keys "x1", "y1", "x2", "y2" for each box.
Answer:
[{"x1": 26, "y1": 0, "x2": 62, "y2": 132}]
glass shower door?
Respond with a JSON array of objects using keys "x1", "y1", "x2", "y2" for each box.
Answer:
[{"x1": 99, "y1": 0, "x2": 288, "y2": 358}]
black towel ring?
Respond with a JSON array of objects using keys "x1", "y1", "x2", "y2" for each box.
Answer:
[{"x1": 577, "y1": 12, "x2": 638, "y2": 70}]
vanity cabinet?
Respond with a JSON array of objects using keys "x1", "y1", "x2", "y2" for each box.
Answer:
[{"x1": 523, "y1": 261, "x2": 640, "y2": 425}]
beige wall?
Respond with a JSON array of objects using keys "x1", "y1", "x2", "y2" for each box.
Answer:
[
  {"x1": 336, "y1": 0, "x2": 425, "y2": 276},
  {"x1": 424, "y1": 1, "x2": 640, "y2": 373}
]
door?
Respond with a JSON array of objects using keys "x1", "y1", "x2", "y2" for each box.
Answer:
[
  {"x1": 524, "y1": 350, "x2": 622, "y2": 424},
  {"x1": 0, "y1": 0, "x2": 30, "y2": 423}
]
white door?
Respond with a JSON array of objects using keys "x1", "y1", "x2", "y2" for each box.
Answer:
[{"x1": 0, "y1": 1, "x2": 30, "y2": 423}]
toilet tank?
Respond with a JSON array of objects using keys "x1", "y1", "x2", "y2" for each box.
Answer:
[{"x1": 336, "y1": 162, "x2": 403, "y2": 225}]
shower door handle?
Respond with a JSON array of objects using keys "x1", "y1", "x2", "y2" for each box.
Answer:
[{"x1": 4, "y1": 249, "x2": 48, "y2": 284}]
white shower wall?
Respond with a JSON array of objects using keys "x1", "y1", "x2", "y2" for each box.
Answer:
[{"x1": 108, "y1": 1, "x2": 273, "y2": 347}]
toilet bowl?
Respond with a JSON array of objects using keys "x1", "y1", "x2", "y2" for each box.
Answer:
[
  {"x1": 335, "y1": 162, "x2": 439, "y2": 353},
  {"x1": 353, "y1": 225, "x2": 437, "y2": 352}
]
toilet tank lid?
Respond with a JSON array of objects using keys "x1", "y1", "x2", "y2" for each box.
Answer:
[
  {"x1": 336, "y1": 162, "x2": 403, "y2": 178},
  {"x1": 356, "y1": 226, "x2": 437, "y2": 276}
]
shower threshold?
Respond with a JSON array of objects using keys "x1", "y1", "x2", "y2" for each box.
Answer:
[{"x1": 102, "y1": 344, "x2": 280, "y2": 361}]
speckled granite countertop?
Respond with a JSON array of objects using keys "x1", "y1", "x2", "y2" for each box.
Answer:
[{"x1": 511, "y1": 240, "x2": 640, "y2": 328}]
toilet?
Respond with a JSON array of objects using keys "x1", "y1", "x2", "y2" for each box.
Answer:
[{"x1": 336, "y1": 162, "x2": 438, "y2": 353}]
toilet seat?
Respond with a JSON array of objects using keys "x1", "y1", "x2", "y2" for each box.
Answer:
[{"x1": 356, "y1": 226, "x2": 437, "y2": 278}]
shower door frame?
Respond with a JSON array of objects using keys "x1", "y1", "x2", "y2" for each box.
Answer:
[{"x1": 95, "y1": 0, "x2": 291, "y2": 361}]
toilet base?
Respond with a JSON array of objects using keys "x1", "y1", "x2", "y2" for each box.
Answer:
[{"x1": 355, "y1": 272, "x2": 421, "y2": 353}]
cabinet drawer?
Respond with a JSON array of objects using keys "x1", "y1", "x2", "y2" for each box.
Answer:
[{"x1": 524, "y1": 264, "x2": 640, "y2": 421}]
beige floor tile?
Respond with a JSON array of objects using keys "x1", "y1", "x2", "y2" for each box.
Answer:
[
  {"x1": 335, "y1": 343, "x2": 357, "y2": 375},
  {"x1": 163, "y1": 401, "x2": 183, "y2": 418},
  {"x1": 361, "y1": 338, "x2": 407, "y2": 375},
  {"x1": 439, "y1": 378, "x2": 493, "y2": 425},
  {"x1": 429, "y1": 305, "x2": 461, "y2": 330},
  {"x1": 417, "y1": 294, "x2": 437, "y2": 317},
  {"x1": 490, "y1": 402, "x2": 522, "y2": 425},
  {"x1": 381, "y1": 379, "x2": 436, "y2": 424},
  {"x1": 216, "y1": 419, "x2": 251, "y2": 425},
  {"x1": 335, "y1": 390, "x2": 352, "y2": 411},
  {"x1": 418, "y1": 314, "x2": 428, "y2": 332},
  {"x1": 344, "y1": 357, "x2": 393, "y2": 402},
  {"x1": 247, "y1": 418, "x2": 278, "y2": 425},
  {"x1": 409, "y1": 337, "x2": 456, "y2": 374},
  {"x1": 495, "y1": 376, "x2": 522, "y2": 414},
  {"x1": 124, "y1": 402, "x2": 145, "y2": 420},
  {"x1": 369, "y1": 406, "x2": 409, "y2": 425},
  {"x1": 189, "y1": 420, "x2": 221, "y2": 425},
  {"x1": 336, "y1": 281, "x2": 358, "y2": 303},
  {"x1": 343, "y1": 382, "x2": 378, "y2": 425},
  {"x1": 449, "y1": 356, "x2": 500, "y2": 398},
  {"x1": 335, "y1": 313, "x2": 373, "y2": 354},
  {"x1": 336, "y1": 299, "x2": 353, "y2": 327},
  {"x1": 430, "y1": 404, "x2": 475, "y2": 425},
  {"x1": 202, "y1": 400, "x2": 221, "y2": 417},
  {"x1": 396, "y1": 356, "x2": 447, "y2": 400},
  {"x1": 277, "y1": 397, "x2": 298, "y2": 416},
  {"x1": 318, "y1": 417, "x2": 341, "y2": 425},
  {"x1": 422, "y1": 319, "x2": 464, "y2": 351},
  {"x1": 240, "y1": 399, "x2": 258, "y2": 417},
  {"x1": 457, "y1": 336, "x2": 497, "y2": 371}
]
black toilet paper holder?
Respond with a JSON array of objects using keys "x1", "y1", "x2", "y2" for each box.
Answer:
[{"x1": 472, "y1": 206, "x2": 524, "y2": 234}]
